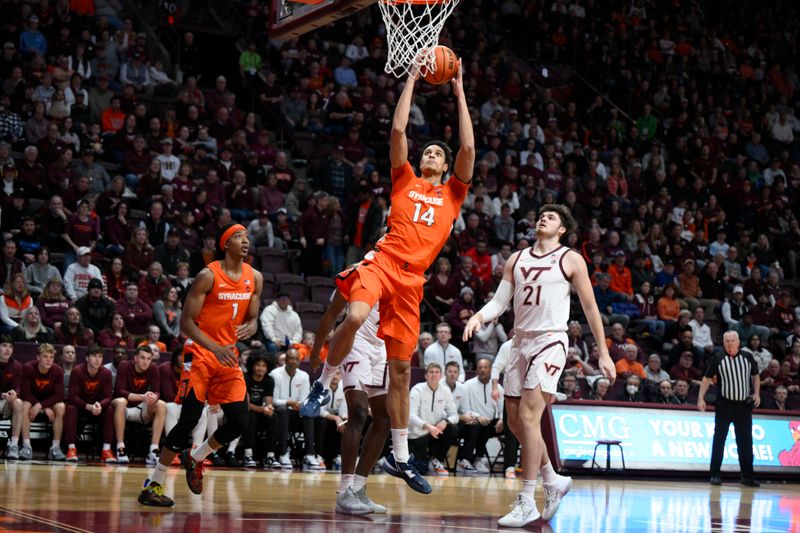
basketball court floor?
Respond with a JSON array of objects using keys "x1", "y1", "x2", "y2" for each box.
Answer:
[{"x1": 0, "y1": 462, "x2": 796, "y2": 532}]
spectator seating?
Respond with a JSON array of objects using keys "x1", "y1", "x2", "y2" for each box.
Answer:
[
  {"x1": 306, "y1": 276, "x2": 336, "y2": 305},
  {"x1": 259, "y1": 248, "x2": 291, "y2": 275},
  {"x1": 276, "y1": 274, "x2": 308, "y2": 304}
]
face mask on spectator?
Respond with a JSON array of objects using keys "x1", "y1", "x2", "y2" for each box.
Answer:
[{"x1": 626, "y1": 385, "x2": 639, "y2": 395}]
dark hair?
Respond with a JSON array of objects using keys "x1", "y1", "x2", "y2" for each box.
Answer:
[
  {"x1": 214, "y1": 222, "x2": 239, "y2": 257},
  {"x1": 421, "y1": 140, "x2": 453, "y2": 173},
  {"x1": 445, "y1": 361, "x2": 460, "y2": 370},
  {"x1": 170, "y1": 343, "x2": 184, "y2": 367},
  {"x1": 136, "y1": 345, "x2": 152, "y2": 356},
  {"x1": 539, "y1": 204, "x2": 576, "y2": 235},
  {"x1": 87, "y1": 344, "x2": 104, "y2": 356},
  {"x1": 246, "y1": 349, "x2": 271, "y2": 376}
]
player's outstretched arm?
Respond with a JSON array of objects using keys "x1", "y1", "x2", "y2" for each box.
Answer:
[
  {"x1": 309, "y1": 289, "x2": 348, "y2": 370},
  {"x1": 236, "y1": 270, "x2": 263, "y2": 341},
  {"x1": 463, "y1": 251, "x2": 519, "y2": 341},
  {"x1": 389, "y1": 72, "x2": 417, "y2": 170},
  {"x1": 451, "y1": 59, "x2": 475, "y2": 184},
  {"x1": 564, "y1": 251, "x2": 616, "y2": 382},
  {"x1": 180, "y1": 268, "x2": 237, "y2": 367}
]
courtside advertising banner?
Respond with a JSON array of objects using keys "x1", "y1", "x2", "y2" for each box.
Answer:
[{"x1": 551, "y1": 403, "x2": 800, "y2": 473}]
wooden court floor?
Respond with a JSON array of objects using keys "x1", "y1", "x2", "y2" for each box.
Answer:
[{"x1": 0, "y1": 462, "x2": 797, "y2": 532}]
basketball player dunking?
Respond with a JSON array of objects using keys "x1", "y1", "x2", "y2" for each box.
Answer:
[
  {"x1": 464, "y1": 205, "x2": 616, "y2": 527},
  {"x1": 301, "y1": 61, "x2": 475, "y2": 494},
  {"x1": 138, "y1": 223, "x2": 263, "y2": 507}
]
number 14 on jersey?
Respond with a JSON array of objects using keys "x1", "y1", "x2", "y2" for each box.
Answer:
[{"x1": 412, "y1": 202, "x2": 435, "y2": 226}]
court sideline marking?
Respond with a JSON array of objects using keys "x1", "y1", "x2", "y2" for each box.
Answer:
[{"x1": 0, "y1": 506, "x2": 94, "y2": 533}]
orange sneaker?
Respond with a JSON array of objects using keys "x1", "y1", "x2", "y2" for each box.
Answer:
[
  {"x1": 65, "y1": 448, "x2": 78, "y2": 462},
  {"x1": 101, "y1": 449, "x2": 116, "y2": 463}
]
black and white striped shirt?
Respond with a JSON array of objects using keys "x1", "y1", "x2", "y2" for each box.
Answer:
[{"x1": 704, "y1": 351, "x2": 759, "y2": 402}]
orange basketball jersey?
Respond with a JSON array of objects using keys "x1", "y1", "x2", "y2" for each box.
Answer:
[
  {"x1": 192, "y1": 261, "x2": 256, "y2": 350},
  {"x1": 379, "y1": 161, "x2": 469, "y2": 271}
]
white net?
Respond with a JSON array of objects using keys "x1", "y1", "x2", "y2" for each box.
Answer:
[{"x1": 377, "y1": 0, "x2": 460, "y2": 78}]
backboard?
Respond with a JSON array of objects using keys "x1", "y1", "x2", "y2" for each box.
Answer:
[{"x1": 269, "y1": 0, "x2": 377, "y2": 40}]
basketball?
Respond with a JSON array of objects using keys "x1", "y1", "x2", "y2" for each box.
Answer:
[{"x1": 423, "y1": 45, "x2": 458, "y2": 85}]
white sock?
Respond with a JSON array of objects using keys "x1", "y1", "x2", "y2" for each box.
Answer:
[
  {"x1": 117, "y1": 441, "x2": 125, "y2": 450},
  {"x1": 192, "y1": 440, "x2": 215, "y2": 462},
  {"x1": 339, "y1": 473, "x2": 354, "y2": 493},
  {"x1": 522, "y1": 479, "x2": 537, "y2": 499},
  {"x1": 151, "y1": 461, "x2": 169, "y2": 485},
  {"x1": 244, "y1": 448, "x2": 253, "y2": 458},
  {"x1": 68, "y1": 444, "x2": 76, "y2": 450},
  {"x1": 51, "y1": 440, "x2": 60, "y2": 448},
  {"x1": 352, "y1": 474, "x2": 367, "y2": 492},
  {"x1": 102, "y1": 443, "x2": 111, "y2": 451},
  {"x1": 9, "y1": 437, "x2": 18, "y2": 446},
  {"x1": 391, "y1": 428, "x2": 409, "y2": 463},
  {"x1": 267, "y1": 452, "x2": 275, "y2": 458},
  {"x1": 23, "y1": 439, "x2": 31, "y2": 447},
  {"x1": 540, "y1": 461, "x2": 557, "y2": 484},
  {"x1": 149, "y1": 444, "x2": 158, "y2": 453},
  {"x1": 320, "y1": 362, "x2": 339, "y2": 389}
]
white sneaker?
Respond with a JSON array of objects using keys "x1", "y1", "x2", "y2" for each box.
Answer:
[
  {"x1": 541, "y1": 475, "x2": 573, "y2": 521},
  {"x1": 145, "y1": 451, "x2": 159, "y2": 465},
  {"x1": 335, "y1": 487, "x2": 372, "y2": 515},
  {"x1": 498, "y1": 494, "x2": 541, "y2": 527},
  {"x1": 315, "y1": 455, "x2": 327, "y2": 469},
  {"x1": 429, "y1": 458, "x2": 449, "y2": 476},
  {"x1": 505, "y1": 466, "x2": 517, "y2": 479},
  {"x1": 456, "y1": 459, "x2": 477, "y2": 475},
  {"x1": 474, "y1": 457, "x2": 491, "y2": 474},
  {"x1": 354, "y1": 486, "x2": 387, "y2": 514},
  {"x1": 243, "y1": 455, "x2": 257, "y2": 467},
  {"x1": 303, "y1": 454, "x2": 324, "y2": 470},
  {"x1": 279, "y1": 452, "x2": 293, "y2": 468}
]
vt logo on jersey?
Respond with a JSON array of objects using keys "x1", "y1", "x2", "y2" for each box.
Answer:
[
  {"x1": 133, "y1": 377, "x2": 148, "y2": 391},
  {"x1": 84, "y1": 381, "x2": 99, "y2": 395},
  {"x1": 343, "y1": 361, "x2": 360, "y2": 373},
  {"x1": 520, "y1": 266, "x2": 552, "y2": 281},
  {"x1": 544, "y1": 363, "x2": 562, "y2": 376},
  {"x1": 34, "y1": 378, "x2": 50, "y2": 392}
]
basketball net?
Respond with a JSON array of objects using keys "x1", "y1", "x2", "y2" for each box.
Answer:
[{"x1": 378, "y1": 0, "x2": 460, "y2": 78}]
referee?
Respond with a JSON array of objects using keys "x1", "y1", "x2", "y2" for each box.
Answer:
[{"x1": 698, "y1": 330, "x2": 761, "y2": 487}]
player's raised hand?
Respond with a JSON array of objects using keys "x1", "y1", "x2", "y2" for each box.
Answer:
[
  {"x1": 451, "y1": 59, "x2": 464, "y2": 98},
  {"x1": 235, "y1": 320, "x2": 257, "y2": 341},
  {"x1": 462, "y1": 312, "x2": 484, "y2": 341},
  {"x1": 212, "y1": 344, "x2": 239, "y2": 367}
]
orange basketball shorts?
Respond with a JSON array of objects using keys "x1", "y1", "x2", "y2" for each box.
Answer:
[
  {"x1": 177, "y1": 343, "x2": 247, "y2": 405},
  {"x1": 336, "y1": 250, "x2": 425, "y2": 360}
]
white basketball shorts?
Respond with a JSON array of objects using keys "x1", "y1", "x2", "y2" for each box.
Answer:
[
  {"x1": 510, "y1": 331, "x2": 568, "y2": 396},
  {"x1": 340, "y1": 339, "x2": 389, "y2": 398}
]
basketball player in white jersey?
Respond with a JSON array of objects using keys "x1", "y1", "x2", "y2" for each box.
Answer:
[
  {"x1": 309, "y1": 285, "x2": 390, "y2": 515},
  {"x1": 464, "y1": 204, "x2": 616, "y2": 527}
]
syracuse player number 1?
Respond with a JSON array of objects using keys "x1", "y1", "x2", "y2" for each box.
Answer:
[
  {"x1": 412, "y1": 203, "x2": 435, "y2": 226},
  {"x1": 232, "y1": 303, "x2": 238, "y2": 320}
]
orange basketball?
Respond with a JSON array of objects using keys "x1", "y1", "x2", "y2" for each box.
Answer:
[{"x1": 423, "y1": 46, "x2": 458, "y2": 85}]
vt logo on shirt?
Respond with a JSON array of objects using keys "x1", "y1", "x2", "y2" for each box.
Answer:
[
  {"x1": 84, "y1": 381, "x2": 99, "y2": 395},
  {"x1": 133, "y1": 377, "x2": 148, "y2": 391},
  {"x1": 34, "y1": 379, "x2": 50, "y2": 392}
]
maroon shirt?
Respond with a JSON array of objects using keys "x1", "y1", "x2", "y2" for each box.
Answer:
[
  {"x1": 115, "y1": 298, "x2": 153, "y2": 335},
  {"x1": 114, "y1": 360, "x2": 160, "y2": 405},
  {"x1": 68, "y1": 364, "x2": 113, "y2": 409},
  {"x1": 36, "y1": 298, "x2": 71, "y2": 328},
  {"x1": 158, "y1": 361, "x2": 179, "y2": 402},
  {"x1": 0, "y1": 357, "x2": 22, "y2": 394},
  {"x1": 20, "y1": 362, "x2": 65, "y2": 407}
]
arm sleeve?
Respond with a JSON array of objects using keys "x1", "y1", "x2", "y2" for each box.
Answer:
[
  {"x1": 477, "y1": 280, "x2": 514, "y2": 322},
  {"x1": 20, "y1": 365, "x2": 34, "y2": 403},
  {"x1": 68, "y1": 368, "x2": 86, "y2": 409},
  {"x1": 290, "y1": 312, "x2": 303, "y2": 344},
  {"x1": 703, "y1": 355, "x2": 719, "y2": 379},
  {"x1": 64, "y1": 266, "x2": 77, "y2": 300},
  {"x1": 445, "y1": 391, "x2": 460, "y2": 425},
  {"x1": 150, "y1": 364, "x2": 160, "y2": 399},
  {"x1": 496, "y1": 386, "x2": 505, "y2": 419},
  {"x1": 491, "y1": 345, "x2": 508, "y2": 381},
  {"x1": 41, "y1": 368, "x2": 64, "y2": 408},
  {"x1": 458, "y1": 353, "x2": 466, "y2": 383},
  {"x1": 100, "y1": 370, "x2": 113, "y2": 409},
  {"x1": 720, "y1": 301, "x2": 734, "y2": 326},
  {"x1": 115, "y1": 363, "x2": 130, "y2": 399},
  {"x1": 270, "y1": 370, "x2": 286, "y2": 407},
  {"x1": 408, "y1": 386, "x2": 425, "y2": 429},
  {"x1": 745, "y1": 353, "x2": 760, "y2": 375},
  {"x1": 391, "y1": 161, "x2": 417, "y2": 188},
  {"x1": 0, "y1": 299, "x2": 18, "y2": 328},
  {"x1": 260, "y1": 307, "x2": 278, "y2": 343},
  {"x1": 10, "y1": 362, "x2": 22, "y2": 394},
  {"x1": 297, "y1": 374, "x2": 310, "y2": 403}
]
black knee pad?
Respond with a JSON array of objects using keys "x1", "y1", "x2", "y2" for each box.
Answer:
[
  {"x1": 163, "y1": 392, "x2": 204, "y2": 453},
  {"x1": 212, "y1": 401, "x2": 249, "y2": 446}
]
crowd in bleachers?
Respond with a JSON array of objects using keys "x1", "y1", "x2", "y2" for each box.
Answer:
[{"x1": 1, "y1": 0, "x2": 800, "y2": 475}]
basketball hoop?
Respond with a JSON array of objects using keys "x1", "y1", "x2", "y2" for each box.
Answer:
[{"x1": 378, "y1": 0, "x2": 460, "y2": 79}]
